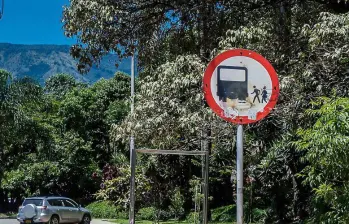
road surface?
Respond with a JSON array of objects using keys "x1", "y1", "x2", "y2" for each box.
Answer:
[{"x1": 0, "y1": 219, "x2": 113, "y2": 224}]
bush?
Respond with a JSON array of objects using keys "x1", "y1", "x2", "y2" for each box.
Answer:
[
  {"x1": 252, "y1": 208, "x2": 267, "y2": 223},
  {"x1": 186, "y1": 212, "x2": 201, "y2": 223},
  {"x1": 137, "y1": 207, "x2": 174, "y2": 221},
  {"x1": 211, "y1": 205, "x2": 236, "y2": 222},
  {"x1": 86, "y1": 201, "x2": 127, "y2": 219},
  {"x1": 155, "y1": 209, "x2": 173, "y2": 221},
  {"x1": 137, "y1": 207, "x2": 156, "y2": 220},
  {"x1": 211, "y1": 204, "x2": 267, "y2": 223}
]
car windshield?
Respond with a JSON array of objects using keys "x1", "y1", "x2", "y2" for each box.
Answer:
[{"x1": 23, "y1": 199, "x2": 43, "y2": 206}]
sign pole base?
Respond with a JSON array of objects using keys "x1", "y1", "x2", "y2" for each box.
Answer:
[{"x1": 236, "y1": 125, "x2": 243, "y2": 224}]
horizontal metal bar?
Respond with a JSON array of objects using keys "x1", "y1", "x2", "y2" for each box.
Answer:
[{"x1": 136, "y1": 149, "x2": 208, "y2": 156}]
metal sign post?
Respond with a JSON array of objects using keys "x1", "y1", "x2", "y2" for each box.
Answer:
[
  {"x1": 203, "y1": 49, "x2": 279, "y2": 224},
  {"x1": 236, "y1": 125, "x2": 243, "y2": 223}
]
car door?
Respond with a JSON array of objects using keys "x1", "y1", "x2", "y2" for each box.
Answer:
[
  {"x1": 67, "y1": 199, "x2": 84, "y2": 222},
  {"x1": 62, "y1": 199, "x2": 80, "y2": 223},
  {"x1": 47, "y1": 199, "x2": 65, "y2": 223}
]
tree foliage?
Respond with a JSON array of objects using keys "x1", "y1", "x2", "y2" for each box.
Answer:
[
  {"x1": 0, "y1": 71, "x2": 130, "y2": 210},
  {"x1": 295, "y1": 97, "x2": 349, "y2": 223}
]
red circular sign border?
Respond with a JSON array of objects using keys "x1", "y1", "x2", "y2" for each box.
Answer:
[{"x1": 203, "y1": 49, "x2": 279, "y2": 125}]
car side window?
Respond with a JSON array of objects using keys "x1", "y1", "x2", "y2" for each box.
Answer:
[
  {"x1": 63, "y1": 199, "x2": 77, "y2": 208},
  {"x1": 48, "y1": 199, "x2": 64, "y2": 207},
  {"x1": 67, "y1": 199, "x2": 78, "y2": 207}
]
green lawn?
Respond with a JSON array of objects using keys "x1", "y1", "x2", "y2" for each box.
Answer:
[{"x1": 109, "y1": 219, "x2": 235, "y2": 224}]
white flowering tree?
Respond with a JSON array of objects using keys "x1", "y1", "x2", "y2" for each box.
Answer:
[{"x1": 112, "y1": 55, "x2": 236, "y2": 151}]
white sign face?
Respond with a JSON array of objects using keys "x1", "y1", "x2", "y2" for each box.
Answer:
[
  {"x1": 210, "y1": 56, "x2": 272, "y2": 117},
  {"x1": 203, "y1": 49, "x2": 279, "y2": 124}
]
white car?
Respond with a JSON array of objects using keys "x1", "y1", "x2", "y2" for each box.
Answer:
[{"x1": 17, "y1": 196, "x2": 91, "y2": 224}]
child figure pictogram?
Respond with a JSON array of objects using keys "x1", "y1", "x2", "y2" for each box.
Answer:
[{"x1": 261, "y1": 86, "x2": 268, "y2": 103}]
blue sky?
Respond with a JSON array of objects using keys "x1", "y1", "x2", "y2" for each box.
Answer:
[{"x1": 0, "y1": 0, "x2": 75, "y2": 45}]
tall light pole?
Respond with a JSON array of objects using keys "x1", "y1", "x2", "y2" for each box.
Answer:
[{"x1": 129, "y1": 54, "x2": 136, "y2": 224}]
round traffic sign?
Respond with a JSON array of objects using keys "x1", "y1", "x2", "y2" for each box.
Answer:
[{"x1": 203, "y1": 49, "x2": 279, "y2": 124}]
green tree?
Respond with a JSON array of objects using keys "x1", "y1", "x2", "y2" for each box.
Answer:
[
  {"x1": 0, "y1": 70, "x2": 47, "y2": 210},
  {"x1": 45, "y1": 73, "x2": 86, "y2": 99},
  {"x1": 1, "y1": 71, "x2": 131, "y2": 209},
  {"x1": 295, "y1": 97, "x2": 349, "y2": 223},
  {"x1": 169, "y1": 187, "x2": 185, "y2": 220},
  {"x1": 95, "y1": 165, "x2": 151, "y2": 210}
]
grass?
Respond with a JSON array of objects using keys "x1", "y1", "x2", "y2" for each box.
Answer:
[
  {"x1": 109, "y1": 219, "x2": 235, "y2": 224},
  {"x1": 0, "y1": 212, "x2": 16, "y2": 218}
]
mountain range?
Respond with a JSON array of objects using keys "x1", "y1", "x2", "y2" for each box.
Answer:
[{"x1": 0, "y1": 43, "x2": 132, "y2": 85}]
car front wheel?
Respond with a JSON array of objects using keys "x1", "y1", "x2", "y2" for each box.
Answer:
[{"x1": 80, "y1": 214, "x2": 91, "y2": 224}]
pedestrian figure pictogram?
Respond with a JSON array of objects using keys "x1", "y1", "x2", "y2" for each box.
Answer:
[{"x1": 251, "y1": 85, "x2": 261, "y2": 103}]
